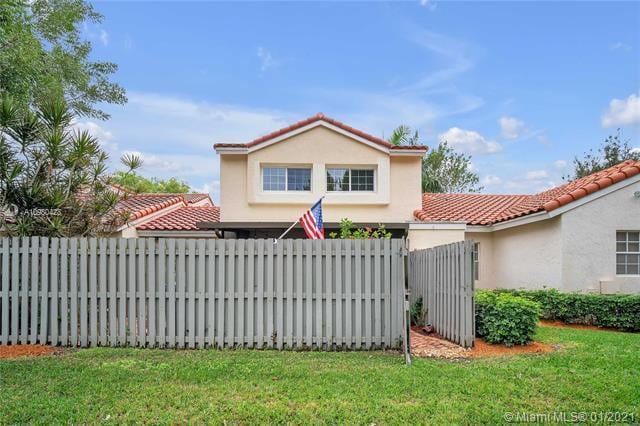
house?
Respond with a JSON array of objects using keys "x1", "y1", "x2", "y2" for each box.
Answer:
[
  {"x1": 202, "y1": 113, "x2": 639, "y2": 294},
  {"x1": 411, "y1": 160, "x2": 640, "y2": 294},
  {"x1": 207, "y1": 113, "x2": 427, "y2": 238},
  {"x1": 113, "y1": 192, "x2": 220, "y2": 238}
]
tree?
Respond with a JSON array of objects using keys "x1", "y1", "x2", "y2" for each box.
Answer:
[
  {"x1": 111, "y1": 172, "x2": 191, "y2": 194},
  {"x1": 388, "y1": 125, "x2": 482, "y2": 193},
  {"x1": 422, "y1": 141, "x2": 483, "y2": 193},
  {"x1": 566, "y1": 129, "x2": 640, "y2": 180},
  {"x1": 0, "y1": 96, "x2": 140, "y2": 236},
  {"x1": 0, "y1": 0, "x2": 126, "y2": 119}
]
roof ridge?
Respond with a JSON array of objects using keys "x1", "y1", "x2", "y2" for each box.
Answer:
[{"x1": 214, "y1": 113, "x2": 428, "y2": 152}]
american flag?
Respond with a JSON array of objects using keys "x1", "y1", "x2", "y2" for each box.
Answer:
[{"x1": 300, "y1": 199, "x2": 324, "y2": 239}]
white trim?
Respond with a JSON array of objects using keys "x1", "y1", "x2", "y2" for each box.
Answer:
[
  {"x1": 248, "y1": 121, "x2": 392, "y2": 154},
  {"x1": 466, "y1": 211, "x2": 551, "y2": 233},
  {"x1": 389, "y1": 149, "x2": 428, "y2": 156},
  {"x1": 214, "y1": 146, "x2": 248, "y2": 154},
  {"x1": 408, "y1": 222, "x2": 467, "y2": 231},
  {"x1": 137, "y1": 230, "x2": 218, "y2": 238},
  {"x1": 548, "y1": 173, "x2": 640, "y2": 218},
  {"x1": 215, "y1": 120, "x2": 427, "y2": 156}
]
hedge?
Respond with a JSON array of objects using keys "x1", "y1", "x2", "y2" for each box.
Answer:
[
  {"x1": 475, "y1": 291, "x2": 541, "y2": 346},
  {"x1": 494, "y1": 289, "x2": 640, "y2": 332}
]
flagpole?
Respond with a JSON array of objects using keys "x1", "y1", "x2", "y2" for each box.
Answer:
[
  {"x1": 274, "y1": 219, "x2": 299, "y2": 243},
  {"x1": 274, "y1": 195, "x2": 325, "y2": 244}
]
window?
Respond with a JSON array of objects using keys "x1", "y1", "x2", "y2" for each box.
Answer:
[
  {"x1": 326, "y1": 168, "x2": 374, "y2": 192},
  {"x1": 262, "y1": 167, "x2": 311, "y2": 191},
  {"x1": 616, "y1": 231, "x2": 640, "y2": 275},
  {"x1": 472, "y1": 242, "x2": 480, "y2": 280}
]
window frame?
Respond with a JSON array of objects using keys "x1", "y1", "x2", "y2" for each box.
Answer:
[
  {"x1": 326, "y1": 167, "x2": 376, "y2": 192},
  {"x1": 261, "y1": 166, "x2": 312, "y2": 192},
  {"x1": 616, "y1": 230, "x2": 640, "y2": 276},
  {"x1": 472, "y1": 242, "x2": 480, "y2": 281}
]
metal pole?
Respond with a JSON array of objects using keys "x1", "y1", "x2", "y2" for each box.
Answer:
[{"x1": 274, "y1": 219, "x2": 299, "y2": 244}]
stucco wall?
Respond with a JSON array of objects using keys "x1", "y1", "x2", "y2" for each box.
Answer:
[
  {"x1": 465, "y1": 232, "x2": 494, "y2": 289},
  {"x1": 219, "y1": 126, "x2": 422, "y2": 223},
  {"x1": 476, "y1": 217, "x2": 564, "y2": 290},
  {"x1": 407, "y1": 228, "x2": 465, "y2": 250},
  {"x1": 560, "y1": 180, "x2": 640, "y2": 293}
]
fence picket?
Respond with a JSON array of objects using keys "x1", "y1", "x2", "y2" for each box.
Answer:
[
  {"x1": 407, "y1": 241, "x2": 475, "y2": 348},
  {"x1": 0, "y1": 237, "x2": 407, "y2": 351}
]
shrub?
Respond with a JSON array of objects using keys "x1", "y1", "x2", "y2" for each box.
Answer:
[
  {"x1": 475, "y1": 290, "x2": 541, "y2": 346},
  {"x1": 494, "y1": 289, "x2": 640, "y2": 332},
  {"x1": 410, "y1": 297, "x2": 423, "y2": 326}
]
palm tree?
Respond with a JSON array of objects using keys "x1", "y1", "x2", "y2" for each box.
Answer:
[
  {"x1": 388, "y1": 124, "x2": 420, "y2": 146},
  {"x1": 0, "y1": 96, "x2": 141, "y2": 236}
]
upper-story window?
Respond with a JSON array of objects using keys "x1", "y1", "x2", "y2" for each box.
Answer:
[
  {"x1": 262, "y1": 167, "x2": 311, "y2": 191},
  {"x1": 616, "y1": 231, "x2": 639, "y2": 275},
  {"x1": 327, "y1": 168, "x2": 375, "y2": 192}
]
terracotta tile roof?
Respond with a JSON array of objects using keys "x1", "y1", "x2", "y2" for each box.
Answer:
[
  {"x1": 116, "y1": 194, "x2": 186, "y2": 220},
  {"x1": 214, "y1": 113, "x2": 428, "y2": 152},
  {"x1": 183, "y1": 193, "x2": 213, "y2": 205},
  {"x1": 137, "y1": 206, "x2": 220, "y2": 231},
  {"x1": 414, "y1": 159, "x2": 640, "y2": 226}
]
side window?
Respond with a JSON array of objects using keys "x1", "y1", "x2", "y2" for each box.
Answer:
[
  {"x1": 616, "y1": 231, "x2": 640, "y2": 275},
  {"x1": 472, "y1": 242, "x2": 480, "y2": 280}
]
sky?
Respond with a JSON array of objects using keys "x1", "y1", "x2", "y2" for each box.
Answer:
[{"x1": 80, "y1": 1, "x2": 640, "y2": 202}]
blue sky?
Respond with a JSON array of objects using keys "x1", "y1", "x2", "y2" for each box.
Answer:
[{"x1": 80, "y1": 1, "x2": 640, "y2": 202}]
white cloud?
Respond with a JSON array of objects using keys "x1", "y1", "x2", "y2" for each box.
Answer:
[
  {"x1": 401, "y1": 28, "x2": 475, "y2": 92},
  {"x1": 99, "y1": 29, "x2": 109, "y2": 46},
  {"x1": 609, "y1": 42, "x2": 631, "y2": 52},
  {"x1": 420, "y1": 0, "x2": 437, "y2": 11},
  {"x1": 631, "y1": 147, "x2": 640, "y2": 154},
  {"x1": 525, "y1": 170, "x2": 549, "y2": 180},
  {"x1": 257, "y1": 47, "x2": 277, "y2": 72},
  {"x1": 482, "y1": 175, "x2": 502, "y2": 186},
  {"x1": 601, "y1": 93, "x2": 640, "y2": 127},
  {"x1": 438, "y1": 127, "x2": 502, "y2": 155},
  {"x1": 499, "y1": 116, "x2": 525, "y2": 140},
  {"x1": 193, "y1": 180, "x2": 220, "y2": 196},
  {"x1": 554, "y1": 160, "x2": 567, "y2": 170},
  {"x1": 72, "y1": 120, "x2": 117, "y2": 151}
]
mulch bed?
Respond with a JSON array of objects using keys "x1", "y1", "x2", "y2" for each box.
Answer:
[
  {"x1": 540, "y1": 320, "x2": 616, "y2": 332},
  {"x1": 410, "y1": 326, "x2": 555, "y2": 359},
  {"x1": 0, "y1": 344, "x2": 65, "y2": 360}
]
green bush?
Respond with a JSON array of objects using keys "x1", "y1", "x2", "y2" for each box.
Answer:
[
  {"x1": 475, "y1": 290, "x2": 541, "y2": 346},
  {"x1": 410, "y1": 297, "x2": 423, "y2": 326},
  {"x1": 494, "y1": 289, "x2": 640, "y2": 332}
]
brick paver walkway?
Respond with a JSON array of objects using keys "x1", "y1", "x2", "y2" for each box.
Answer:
[{"x1": 410, "y1": 328, "x2": 469, "y2": 359}]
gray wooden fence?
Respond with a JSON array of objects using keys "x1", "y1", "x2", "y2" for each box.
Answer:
[
  {"x1": 408, "y1": 240, "x2": 475, "y2": 348},
  {"x1": 0, "y1": 237, "x2": 406, "y2": 350}
]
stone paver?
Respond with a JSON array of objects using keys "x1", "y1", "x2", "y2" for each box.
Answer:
[{"x1": 410, "y1": 329, "x2": 469, "y2": 359}]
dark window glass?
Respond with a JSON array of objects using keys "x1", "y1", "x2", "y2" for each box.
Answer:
[{"x1": 287, "y1": 168, "x2": 311, "y2": 191}]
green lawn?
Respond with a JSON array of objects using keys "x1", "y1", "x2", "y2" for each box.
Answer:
[{"x1": 1, "y1": 326, "x2": 639, "y2": 424}]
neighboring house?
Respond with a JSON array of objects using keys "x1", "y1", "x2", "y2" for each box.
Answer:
[
  {"x1": 114, "y1": 192, "x2": 220, "y2": 238},
  {"x1": 411, "y1": 160, "x2": 640, "y2": 294},
  {"x1": 208, "y1": 113, "x2": 427, "y2": 237}
]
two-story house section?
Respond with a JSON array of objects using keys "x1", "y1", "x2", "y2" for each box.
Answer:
[{"x1": 211, "y1": 113, "x2": 428, "y2": 238}]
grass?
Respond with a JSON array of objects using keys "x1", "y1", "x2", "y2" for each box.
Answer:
[{"x1": 1, "y1": 326, "x2": 639, "y2": 424}]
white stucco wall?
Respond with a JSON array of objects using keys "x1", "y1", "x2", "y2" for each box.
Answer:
[
  {"x1": 468, "y1": 178, "x2": 640, "y2": 293},
  {"x1": 407, "y1": 226, "x2": 466, "y2": 250},
  {"x1": 559, "y1": 180, "x2": 640, "y2": 293}
]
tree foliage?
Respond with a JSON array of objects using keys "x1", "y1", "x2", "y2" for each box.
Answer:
[
  {"x1": 0, "y1": 0, "x2": 126, "y2": 119},
  {"x1": 566, "y1": 130, "x2": 639, "y2": 180},
  {"x1": 328, "y1": 218, "x2": 392, "y2": 239},
  {"x1": 422, "y1": 141, "x2": 483, "y2": 193},
  {"x1": 0, "y1": 97, "x2": 139, "y2": 236},
  {"x1": 388, "y1": 125, "x2": 482, "y2": 193},
  {"x1": 111, "y1": 171, "x2": 191, "y2": 194}
]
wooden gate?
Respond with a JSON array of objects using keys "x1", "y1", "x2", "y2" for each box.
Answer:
[{"x1": 408, "y1": 240, "x2": 475, "y2": 348}]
